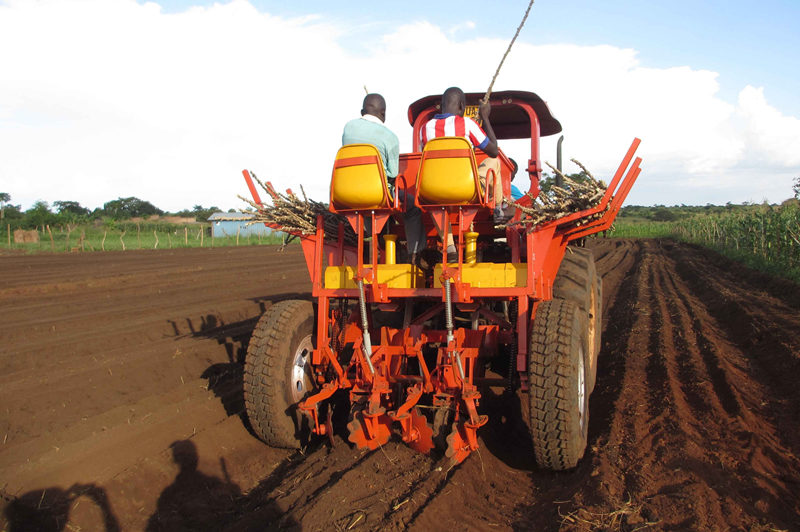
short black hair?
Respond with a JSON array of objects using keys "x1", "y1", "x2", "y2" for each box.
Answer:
[{"x1": 442, "y1": 87, "x2": 465, "y2": 111}]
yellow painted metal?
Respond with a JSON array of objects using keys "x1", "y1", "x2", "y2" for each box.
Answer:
[
  {"x1": 384, "y1": 234, "x2": 397, "y2": 265},
  {"x1": 433, "y1": 263, "x2": 528, "y2": 288},
  {"x1": 464, "y1": 232, "x2": 479, "y2": 264},
  {"x1": 324, "y1": 265, "x2": 424, "y2": 289},
  {"x1": 418, "y1": 137, "x2": 479, "y2": 204},
  {"x1": 331, "y1": 144, "x2": 390, "y2": 209}
]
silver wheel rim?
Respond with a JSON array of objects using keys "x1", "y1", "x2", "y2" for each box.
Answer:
[
  {"x1": 577, "y1": 345, "x2": 586, "y2": 431},
  {"x1": 290, "y1": 335, "x2": 314, "y2": 403}
]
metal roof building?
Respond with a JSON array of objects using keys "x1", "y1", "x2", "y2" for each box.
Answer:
[{"x1": 208, "y1": 212, "x2": 274, "y2": 238}]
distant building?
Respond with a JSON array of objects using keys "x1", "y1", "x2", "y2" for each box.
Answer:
[{"x1": 208, "y1": 212, "x2": 274, "y2": 238}]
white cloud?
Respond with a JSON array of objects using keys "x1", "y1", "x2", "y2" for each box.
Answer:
[
  {"x1": 447, "y1": 20, "x2": 476, "y2": 37},
  {"x1": 1, "y1": 0, "x2": 798, "y2": 211},
  {"x1": 737, "y1": 85, "x2": 800, "y2": 167}
]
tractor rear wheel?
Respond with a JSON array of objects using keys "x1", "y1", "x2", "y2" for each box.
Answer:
[
  {"x1": 528, "y1": 299, "x2": 589, "y2": 470},
  {"x1": 553, "y1": 246, "x2": 602, "y2": 393},
  {"x1": 244, "y1": 300, "x2": 315, "y2": 448}
]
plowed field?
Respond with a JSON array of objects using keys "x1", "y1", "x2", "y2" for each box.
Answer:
[{"x1": 1, "y1": 239, "x2": 799, "y2": 531}]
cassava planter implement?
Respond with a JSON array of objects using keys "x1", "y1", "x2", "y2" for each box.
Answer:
[{"x1": 242, "y1": 90, "x2": 642, "y2": 470}]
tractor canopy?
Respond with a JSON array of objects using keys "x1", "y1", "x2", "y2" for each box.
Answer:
[{"x1": 407, "y1": 90, "x2": 562, "y2": 144}]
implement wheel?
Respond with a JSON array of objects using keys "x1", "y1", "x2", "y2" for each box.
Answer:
[
  {"x1": 553, "y1": 247, "x2": 602, "y2": 393},
  {"x1": 244, "y1": 300, "x2": 315, "y2": 448},
  {"x1": 528, "y1": 299, "x2": 589, "y2": 470}
]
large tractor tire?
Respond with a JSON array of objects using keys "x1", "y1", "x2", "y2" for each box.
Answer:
[
  {"x1": 244, "y1": 300, "x2": 315, "y2": 448},
  {"x1": 528, "y1": 299, "x2": 589, "y2": 470},
  {"x1": 553, "y1": 246, "x2": 602, "y2": 393}
]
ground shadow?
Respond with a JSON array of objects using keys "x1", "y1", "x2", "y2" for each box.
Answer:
[
  {"x1": 3, "y1": 483, "x2": 120, "y2": 532},
  {"x1": 173, "y1": 293, "x2": 311, "y2": 432},
  {"x1": 146, "y1": 439, "x2": 299, "y2": 531},
  {"x1": 479, "y1": 387, "x2": 536, "y2": 471},
  {"x1": 146, "y1": 439, "x2": 241, "y2": 531}
]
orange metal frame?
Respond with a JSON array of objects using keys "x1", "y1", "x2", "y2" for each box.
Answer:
[{"x1": 242, "y1": 93, "x2": 642, "y2": 463}]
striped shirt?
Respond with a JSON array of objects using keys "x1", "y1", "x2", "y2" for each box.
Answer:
[{"x1": 419, "y1": 114, "x2": 489, "y2": 151}]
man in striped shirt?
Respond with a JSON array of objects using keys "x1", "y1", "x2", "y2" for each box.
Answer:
[
  {"x1": 420, "y1": 89, "x2": 497, "y2": 155},
  {"x1": 420, "y1": 87, "x2": 507, "y2": 221}
]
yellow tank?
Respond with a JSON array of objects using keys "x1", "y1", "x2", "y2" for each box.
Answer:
[
  {"x1": 325, "y1": 264, "x2": 425, "y2": 289},
  {"x1": 433, "y1": 263, "x2": 528, "y2": 288}
]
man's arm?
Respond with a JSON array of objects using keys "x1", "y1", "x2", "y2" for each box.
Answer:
[
  {"x1": 385, "y1": 132, "x2": 400, "y2": 180},
  {"x1": 478, "y1": 99, "x2": 499, "y2": 158}
]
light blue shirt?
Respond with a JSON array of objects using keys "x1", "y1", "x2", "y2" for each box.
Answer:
[{"x1": 342, "y1": 114, "x2": 399, "y2": 179}]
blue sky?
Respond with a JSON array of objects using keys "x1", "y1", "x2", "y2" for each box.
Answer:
[
  {"x1": 2, "y1": 0, "x2": 799, "y2": 210},
  {"x1": 158, "y1": 0, "x2": 800, "y2": 114}
]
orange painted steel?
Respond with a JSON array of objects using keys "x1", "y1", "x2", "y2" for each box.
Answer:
[{"x1": 243, "y1": 90, "x2": 642, "y2": 464}]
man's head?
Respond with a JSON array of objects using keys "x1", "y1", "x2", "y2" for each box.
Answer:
[
  {"x1": 361, "y1": 93, "x2": 387, "y2": 123},
  {"x1": 442, "y1": 87, "x2": 466, "y2": 116}
]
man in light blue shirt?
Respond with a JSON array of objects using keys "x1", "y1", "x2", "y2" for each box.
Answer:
[
  {"x1": 342, "y1": 94, "x2": 399, "y2": 182},
  {"x1": 341, "y1": 94, "x2": 425, "y2": 263}
]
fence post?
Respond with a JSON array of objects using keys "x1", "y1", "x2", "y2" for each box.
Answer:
[
  {"x1": 65, "y1": 225, "x2": 72, "y2": 252},
  {"x1": 102, "y1": 230, "x2": 107, "y2": 251},
  {"x1": 184, "y1": 226, "x2": 188, "y2": 246},
  {"x1": 137, "y1": 222, "x2": 141, "y2": 249},
  {"x1": 154, "y1": 230, "x2": 159, "y2": 249},
  {"x1": 47, "y1": 225, "x2": 55, "y2": 251},
  {"x1": 6, "y1": 224, "x2": 9, "y2": 248}
]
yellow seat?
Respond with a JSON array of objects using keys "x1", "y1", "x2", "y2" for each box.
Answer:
[
  {"x1": 417, "y1": 137, "x2": 481, "y2": 205},
  {"x1": 330, "y1": 144, "x2": 392, "y2": 211}
]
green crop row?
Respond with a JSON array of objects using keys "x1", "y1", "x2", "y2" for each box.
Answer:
[{"x1": 604, "y1": 204, "x2": 800, "y2": 282}]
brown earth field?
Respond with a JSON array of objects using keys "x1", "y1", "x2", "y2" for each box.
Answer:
[{"x1": 1, "y1": 238, "x2": 799, "y2": 531}]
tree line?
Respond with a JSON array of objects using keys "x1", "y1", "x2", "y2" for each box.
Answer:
[{"x1": 0, "y1": 193, "x2": 234, "y2": 229}]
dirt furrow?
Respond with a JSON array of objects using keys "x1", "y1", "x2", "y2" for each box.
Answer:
[{"x1": 3, "y1": 239, "x2": 800, "y2": 531}]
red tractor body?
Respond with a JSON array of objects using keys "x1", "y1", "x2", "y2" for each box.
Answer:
[{"x1": 242, "y1": 90, "x2": 642, "y2": 468}]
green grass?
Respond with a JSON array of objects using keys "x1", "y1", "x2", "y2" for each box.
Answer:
[
  {"x1": 4, "y1": 223, "x2": 286, "y2": 253},
  {"x1": 603, "y1": 219, "x2": 675, "y2": 238}
]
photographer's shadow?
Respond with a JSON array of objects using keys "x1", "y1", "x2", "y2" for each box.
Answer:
[{"x1": 146, "y1": 440, "x2": 241, "y2": 531}]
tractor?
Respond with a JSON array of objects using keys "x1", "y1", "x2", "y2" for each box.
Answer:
[{"x1": 241, "y1": 90, "x2": 642, "y2": 469}]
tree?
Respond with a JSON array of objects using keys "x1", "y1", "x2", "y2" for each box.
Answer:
[
  {"x1": 103, "y1": 197, "x2": 164, "y2": 219},
  {"x1": 24, "y1": 200, "x2": 56, "y2": 228},
  {"x1": 54, "y1": 200, "x2": 90, "y2": 217},
  {"x1": 651, "y1": 207, "x2": 678, "y2": 222},
  {"x1": 191, "y1": 205, "x2": 220, "y2": 223},
  {"x1": 538, "y1": 170, "x2": 593, "y2": 196},
  {"x1": 0, "y1": 192, "x2": 9, "y2": 220},
  {"x1": 794, "y1": 176, "x2": 800, "y2": 200}
]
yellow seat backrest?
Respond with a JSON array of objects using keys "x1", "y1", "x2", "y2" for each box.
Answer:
[
  {"x1": 330, "y1": 144, "x2": 391, "y2": 210},
  {"x1": 417, "y1": 137, "x2": 481, "y2": 205}
]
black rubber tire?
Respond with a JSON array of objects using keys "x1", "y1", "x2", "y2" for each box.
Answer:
[
  {"x1": 244, "y1": 300, "x2": 315, "y2": 448},
  {"x1": 528, "y1": 299, "x2": 589, "y2": 470},
  {"x1": 553, "y1": 246, "x2": 602, "y2": 393}
]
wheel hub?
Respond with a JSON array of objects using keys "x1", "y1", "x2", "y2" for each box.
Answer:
[{"x1": 290, "y1": 334, "x2": 314, "y2": 403}]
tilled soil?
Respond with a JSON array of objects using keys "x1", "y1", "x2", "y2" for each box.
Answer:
[{"x1": 1, "y1": 239, "x2": 799, "y2": 531}]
